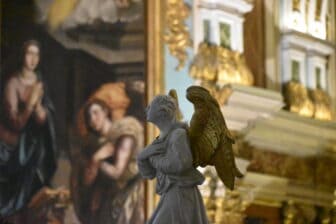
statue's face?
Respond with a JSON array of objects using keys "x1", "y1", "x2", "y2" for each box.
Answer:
[
  {"x1": 146, "y1": 96, "x2": 175, "y2": 125},
  {"x1": 24, "y1": 44, "x2": 40, "y2": 71},
  {"x1": 146, "y1": 100, "x2": 159, "y2": 123},
  {"x1": 146, "y1": 101, "x2": 158, "y2": 122},
  {"x1": 88, "y1": 103, "x2": 108, "y2": 132}
]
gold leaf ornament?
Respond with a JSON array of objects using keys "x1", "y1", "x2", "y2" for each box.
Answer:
[
  {"x1": 190, "y1": 42, "x2": 254, "y2": 86},
  {"x1": 310, "y1": 88, "x2": 334, "y2": 120},
  {"x1": 284, "y1": 81, "x2": 315, "y2": 117},
  {"x1": 164, "y1": 0, "x2": 192, "y2": 70}
]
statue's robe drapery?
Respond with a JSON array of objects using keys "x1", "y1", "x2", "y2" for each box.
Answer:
[{"x1": 137, "y1": 123, "x2": 208, "y2": 224}]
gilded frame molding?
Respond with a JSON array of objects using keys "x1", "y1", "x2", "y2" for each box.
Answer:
[
  {"x1": 145, "y1": 0, "x2": 193, "y2": 217},
  {"x1": 145, "y1": 0, "x2": 165, "y2": 218}
]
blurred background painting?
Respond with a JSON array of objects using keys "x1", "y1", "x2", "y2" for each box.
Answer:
[
  {"x1": 2, "y1": 0, "x2": 336, "y2": 223},
  {"x1": 1, "y1": 0, "x2": 145, "y2": 223}
]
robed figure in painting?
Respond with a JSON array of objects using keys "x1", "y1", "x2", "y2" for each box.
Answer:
[
  {"x1": 71, "y1": 87, "x2": 144, "y2": 224},
  {"x1": 0, "y1": 40, "x2": 57, "y2": 217}
]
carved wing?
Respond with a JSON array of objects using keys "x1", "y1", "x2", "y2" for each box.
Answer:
[
  {"x1": 186, "y1": 86, "x2": 243, "y2": 190},
  {"x1": 188, "y1": 107, "x2": 216, "y2": 167},
  {"x1": 211, "y1": 105, "x2": 243, "y2": 190}
]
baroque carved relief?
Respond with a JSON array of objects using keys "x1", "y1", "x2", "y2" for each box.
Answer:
[{"x1": 164, "y1": 0, "x2": 192, "y2": 70}]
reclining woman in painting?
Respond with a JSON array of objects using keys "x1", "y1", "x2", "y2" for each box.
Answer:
[
  {"x1": 0, "y1": 40, "x2": 57, "y2": 217},
  {"x1": 71, "y1": 98, "x2": 144, "y2": 224}
]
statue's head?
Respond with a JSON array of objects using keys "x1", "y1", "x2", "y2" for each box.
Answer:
[{"x1": 146, "y1": 95, "x2": 177, "y2": 124}]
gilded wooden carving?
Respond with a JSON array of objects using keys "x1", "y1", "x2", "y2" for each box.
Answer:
[
  {"x1": 202, "y1": 168, "x2": 249, "y2": 224},
  {"x1": 292, "y1": 0, "x2": 301, "y2": 12},
  {"x1": 189, "y1": 42, "x2": 254, "y2": 105},
  {"x1": 164, "y1": 0, "x2": 192, "y2": 70},
  {"x1": 310, "y1": 88, "x2": 333, "y2": 120},
  {"x1": 190, "y1": 42, "x2": 254, "y2": 86},
  {"x1": 248, "y1": 148, "x2": 336, "y2": 188},
  {"x1": 284, "y1": 81, "x2": 315, "y2": 118},
  {"x1": 284, "y1": 81, "x2": 334, "y2": 120}
]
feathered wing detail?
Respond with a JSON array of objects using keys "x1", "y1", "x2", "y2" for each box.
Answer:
[
  {"x1": 186, "y1": 86, "x2": 243, "y2": 190},
  {"x1": 212, "y1": 136, "x2": 243, "y2": 190},
  {"x1": 188, "y1": 108, "x2": 216, "y2": 167}
]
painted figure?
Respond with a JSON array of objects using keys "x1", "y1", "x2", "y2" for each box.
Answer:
[
  {"x1": 0, "y1": 40, "x2": 57, "y2": 217},
  {"x1": 71, "y1": 98, "x2": 144, "y2": 224}
]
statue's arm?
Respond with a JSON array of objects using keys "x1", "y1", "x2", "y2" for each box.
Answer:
[
  {"x1": 149, "y1": 129, "x2": 192, "y2": 174},
  {"x1": 137, "y1": 151, "x2": 156, "y2": 179}
]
